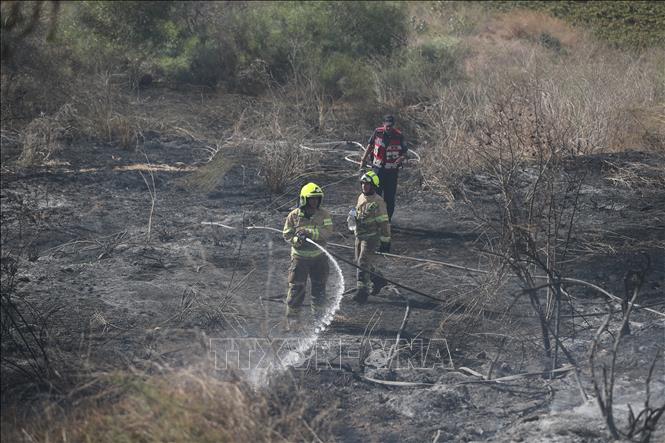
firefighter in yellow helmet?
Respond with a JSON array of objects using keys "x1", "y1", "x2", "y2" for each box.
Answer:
[
  {"x1": 350, "y1": 171, "x2": 390, "y2": 303},
  {"x1": 282, "y1": 183, "x2": 333, "y2": 321}
]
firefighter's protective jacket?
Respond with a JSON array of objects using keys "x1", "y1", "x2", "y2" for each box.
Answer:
[
  {"x1": 283, "y1": 208, "x2": 333, "y2": 258},
  {"x1": 355, "y1": 193, "x2": 390, "y2": 242}
]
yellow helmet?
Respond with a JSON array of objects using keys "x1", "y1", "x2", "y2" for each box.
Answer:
[
  {"x1": 360, "y1": 171, "x2": 380, "y2": 188},
  {"x1": 299, "y1": 182, "x2": 324, "y2": 208}
]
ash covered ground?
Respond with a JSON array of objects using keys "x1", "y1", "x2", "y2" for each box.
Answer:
[{"x1": 2, "y1": 92, "x2": 664, "y2": 442}]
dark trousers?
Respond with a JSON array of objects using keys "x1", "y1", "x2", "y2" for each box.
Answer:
[{"x1": 374, "y1": 168, "x2": 398, "y2": 220}]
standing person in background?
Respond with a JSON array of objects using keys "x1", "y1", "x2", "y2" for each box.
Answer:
[
  {"x1": 359, "y1": 115, "x2": 407, "y2": 221},
  {"x1": 350, "y1": 171, "x2": 391, "y2": 304},
  {"x1": 282, "y1": 183, "x2": 333, "y2": 327}
]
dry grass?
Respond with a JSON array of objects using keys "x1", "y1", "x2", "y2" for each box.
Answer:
[
  {"x1": 172, "y1": 92, "x2": 323, "y2": 194},
  {"x1": 176, "y1": 146, "x2": 233, "y2": 192},
  {"x1": 2, "y1": 368, "x2": 335, "y2": 443},
  {"x1": 14, "y1": 74, "x2": 170, "y2": 166},
  {"x1": 437, "y1": 270, "x2": 510, "y2": 342},
  {"x1": 603, "y1": 159, "x2": 665, "y2": 190},
  {"x1": 616, "y1": 104, "x2": 665, "y2": 152},
  {"x1": 18, "y1": 103, "x2": 77, "y2": 166},
  {"x1": 69, "y1": 72, "x2": 159, "y2": 150},
  {"x1": 259, "y1": 140, "x2": 318, "y2": 195},
  {"x1": 231, "y1": 99, "x2": 321, "y2": 195},
  {"x1": 481, "y1": 9, "x2": 582, "y2": 48},
  {"x1": 413, "y1": 17, "x2": 664, "y2": 200}
]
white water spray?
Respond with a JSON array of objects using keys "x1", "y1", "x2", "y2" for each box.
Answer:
[
  {"x1": 247, "y1": 237, "x2": 345, "y2": 386},
  {"x1": 201, "y1": 222, "x2": 346, "y2": 385}
]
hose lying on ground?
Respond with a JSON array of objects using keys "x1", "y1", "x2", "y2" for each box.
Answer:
[
  {"x1": 295, "y1": 140, "x2": 421, "y2": 165},
  {"x1": 201, "y1": 222, "x2": 665, "y2": 317},
  {"x1": 326, "y1": 241, "x2": 488, "y2": 275},
  {"x1": 305, "y1": 238, "x2": 445, "y2": 303},
  {"x1": 203, "y1": 222, "x2": 445, "y2": 302}
]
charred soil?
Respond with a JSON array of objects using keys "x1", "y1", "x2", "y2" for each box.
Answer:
[{"x1": 1, "y1": 91, "x2": 664, "y2": 442}]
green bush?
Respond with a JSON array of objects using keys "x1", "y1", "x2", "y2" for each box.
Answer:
[
  {"x1": 538, "y1": 32, "x2": 563, "y2": 53},
  {"x1": 419, "y1": 37, "x2": 466, "y2": 76},
  {"x1": 228, "y1": 2, "x2": 408, "y2": 84},
  {"x1": 374, "y1": 37, "x2": 467, "y2": 105},
  {"x1": 60, "y1": 2, "x2": 206, "y2": 84},
  {"x1": 72, "y1": 1, "x2": 182, "y2": 51},
  {"x1": 189, "y1": 39, "x2": 239, "y2": 89},
  {"x1": 320, "y1": 54, "x2": 374, "y2": 101},
  {"x1": 14, "y1": 1, "x2": 409, "y2": 94}
]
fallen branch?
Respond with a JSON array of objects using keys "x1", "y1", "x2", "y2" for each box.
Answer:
[
  {"x1": 487, "y1": 337, "x2": 508, "y2": 380},
  {"x1": 327, "y1": 242, "x2": 490, "y2": 274}
]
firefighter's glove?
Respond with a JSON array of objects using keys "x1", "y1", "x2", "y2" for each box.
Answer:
[
  {"x1": 294, "y1": 230, "x2": 308, "y2": 247},
  {"x1": 379, "y1": 241, "x2": 391, "y2": 254}
]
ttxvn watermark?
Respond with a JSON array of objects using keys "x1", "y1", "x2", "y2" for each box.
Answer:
[{"x1": 209, "y1": 337, "x2": 453, "y2": 371}]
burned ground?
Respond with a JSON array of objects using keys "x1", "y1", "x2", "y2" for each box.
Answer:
[{"x1": 1, "y1": 92, "x2": 664, "y2": 442}]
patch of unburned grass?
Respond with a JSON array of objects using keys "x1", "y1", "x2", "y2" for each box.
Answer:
[
  {"x1": 258, "y1": 141, "x2": 318, "y2": 195},
  {"x1": 481, "y1": 8, "x2": 582, "y2": 49},
  {"x1": 414, "y1": 17, "x2": 663, "y2": 200},
  {"x1": 618, "y1": 105, "x2": 665, "y2": 152},
  {"x1": 113, "y1": 163, "x2": 197, "y2": 173},
  {"x1": 2, "y1": 368, "x2": 335, "y2": 443},
  {"x1": 17, "y1": 103, "x2": 77, "y2": 166},
  {"x1": 175, "y1": 149, "x2": 233, "y2": 193},
  {"x1": 603, "y1": 159, "x2": 665, "y2": 190}
]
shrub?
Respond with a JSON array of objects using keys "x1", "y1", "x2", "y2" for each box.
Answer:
[
  {"x1": 372, "y1": 37, "x2": 468, "y2": 107},
  {"x1": 259, "y1": 140, "x2": 318, "y2": 195},
  {"x1": 228, "y1": 2, "x2": 408, "y2": 90},
  {"x1": 319, "y1": 54, "x2": 374, "y2": 101},
  {"x1": 187, "y1": 40, "x2": 237, "y2": 89},
  {"x1": 1, "y1": 12, "x2": 76, "y2": 123}
]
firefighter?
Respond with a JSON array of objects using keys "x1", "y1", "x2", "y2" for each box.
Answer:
[
  {"x1": 351, "y1": 171, "x2": 390, "y2": 304},
  {"x1": 359, "y1": 114, "x2": 407, "y2": 221},
  {"x1": 282, "y1": 183, "x2": 333, "y2": 321}
]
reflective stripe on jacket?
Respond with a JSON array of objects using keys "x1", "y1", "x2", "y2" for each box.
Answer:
[
  {"x1": 355, "y1": 193, "x2": 391, "y2": 242},
  {"x1": 283, "y1": 207, "x2": 333, "y2": 258},
  {"x1": 368, "y1": 126, "x2": 407, "y2": 170}
]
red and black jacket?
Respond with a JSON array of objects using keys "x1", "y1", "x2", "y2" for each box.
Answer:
[{"x1": 367, "y1": 126, "x2": 407, "y2": 170}]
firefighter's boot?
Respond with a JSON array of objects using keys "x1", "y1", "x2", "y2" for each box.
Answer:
[
  {"x1": 353, "y1": 287, "x2": 369, "y2": 304},
  {"x1": 371, "y1": 275, "x2": 387, "y2": 295},
  {"x1": 284, "y1": 305, "x2": 302, "y2": 333}
]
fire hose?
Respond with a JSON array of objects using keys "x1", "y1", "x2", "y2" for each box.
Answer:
[
  {"x1": 201, "y1": 222, "x2": 665, "y2": 318},
  {"x1": 303, "y1": 237, "x2": 445, "y2": 303},
  {"x1": 296, "y1": 140, "x2": 421, "y2": 166},
  {"x1": 203, "y1": 222, "x2": 444, "y2": 302}
]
